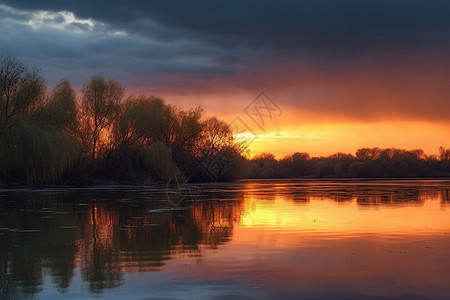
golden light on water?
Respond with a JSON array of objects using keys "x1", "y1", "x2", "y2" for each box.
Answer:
[{"x1": 238, "y1": 186, "x2": 450, "y2": 235}]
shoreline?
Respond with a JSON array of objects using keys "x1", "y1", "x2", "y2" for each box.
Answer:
[{"x1": 2, "y1": 177, "x2": 450, "y2": 192}]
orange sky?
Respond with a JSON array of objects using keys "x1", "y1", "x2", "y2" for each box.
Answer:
[
  {"x1": 159, "y1": 77, "x2": 450, "y2": 158},
  {"x1": 138, "y1": 54, "x2": 450, "y2": 158},
  {"x1": 246, "y1": 122, "x2": 450, "y2": 158}
]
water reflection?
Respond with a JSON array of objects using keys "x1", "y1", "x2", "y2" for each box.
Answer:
[
  {"x1": 1, "y1": 180, "x2": 450, "y2": 299},
  {"x1": 0, "y1": 188, "x2": 245, "y2": 297}
]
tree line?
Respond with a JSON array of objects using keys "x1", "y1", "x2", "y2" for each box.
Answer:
[
  {"x1": 249, "y1": 147, "x2": 450, "y2": 179},
  {"x1": 0, "y1": 53, "x2": 247, "y2": 185},
  {"x1": 2, "y1": 53, "x2": 450, "y2": 185}
]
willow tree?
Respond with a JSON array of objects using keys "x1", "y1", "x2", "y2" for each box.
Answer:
[
  {"x1": 196, "y1": 117, "x2": 235, "y2": 180},
  {"x1": 35, "y1": 79, "x2": 78, "y2": 135},
  {"x1": 108, "y1": 96, "x2": 184, "y2": 183},
  {"x1": 81, "y1": 76, "x2": 124, "y2": 161},
  {"x1": 170, "y1": 106, "x2": 203, "y2": 169},
  {"x1": 114, "y1": 95, "x2": 166, "y2": 147},
  {"x1": 0, "y1": 121, "x2": 77, "y2": 184},
  {"x1": 0, "y1": 53, "x2": 44, "y2": 132}
]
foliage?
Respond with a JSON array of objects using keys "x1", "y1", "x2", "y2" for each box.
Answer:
[
  {"x1": 0, "y1": 121, "x2": 77, "y2": 184},
  {"x1": 114, "y1": 95, "x2": 166, "y2": 147},
  {"x1": 35, "y1": 79, "x2": 78, "y2": 135}
]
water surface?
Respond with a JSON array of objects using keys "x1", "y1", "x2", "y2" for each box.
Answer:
[{"x1": 1, "y1": 180, "x2": 450, "y2": 299}]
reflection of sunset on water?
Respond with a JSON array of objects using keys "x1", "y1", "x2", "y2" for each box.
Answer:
[
  {"x1": 239, "y1": 191, "x2": 450, "y2": 236},
  {"x1": 3, "y1": 181, "x2": 450, "y2": 298},
  {"x1": 163, "y1": 181, "x2": 450, "y2": 299}
]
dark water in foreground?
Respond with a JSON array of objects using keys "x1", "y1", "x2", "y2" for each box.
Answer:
[{"x1": 1, "y1": 180, "x2": 450, "y2": 299}]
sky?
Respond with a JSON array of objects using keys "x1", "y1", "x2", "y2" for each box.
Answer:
[{"x1": 1, "y1": 0, "x2": 450, "y2": 158}]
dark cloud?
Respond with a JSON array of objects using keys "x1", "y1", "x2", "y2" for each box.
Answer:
[
  {"x1": 1, "y1": 0, "x2": 450, "y2": 123},
  {"x1": 2, "y1": 0, "x2": 450, "y2": 54},
  {"x1": 0, "y1": 2, "x2": 242, "y2": 86}
]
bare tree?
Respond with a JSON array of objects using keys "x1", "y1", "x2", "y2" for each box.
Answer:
[
  {"x1": 0, "y1": 53, "x2": 44, "y2": 132},
  {"x1": 81, "y1": 76, "x2": 124, "y2": 160}
]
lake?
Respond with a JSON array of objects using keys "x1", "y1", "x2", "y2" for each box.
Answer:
[{"x1": 1, "y1": 179, "x2": 450, "y2": 299}]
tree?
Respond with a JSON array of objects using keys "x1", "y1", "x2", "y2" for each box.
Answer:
[
  {"x1": 439, "y1": 146, "x2": 450, "y2": 161},
  {"x1": 0, "y1": 120, "x2": 77, "y2": 184},
  {"x1": 249, "y1": 153, "x2": 277, "y2": 178},
  {"x1": 81, "y1": 76, "x2": 124, "y2": 161},
  {"x1": 280, "y1": 152, "x2": 311, "y2": 177},
  {"x1": 113, "y1": 95, "x2": 167, "y2": 147},
  {"x1": 356, "y1": 147, "x2": 381, "y2": 160},
  {"x1": 196, "y1": 117, "x2": 235, "y2": 180},
  {"x1": 35, "y1": 79, "x2": 78, "y2": 135},
  {"x1": 107, "y1": 96, "x2": 179, "y2": 183},
  {"x1": 0, "y1": 53, "x2": 44, "y2": 132},
  {"x1": 169, "y1": 106, "x2": 203, "y2": 173}
]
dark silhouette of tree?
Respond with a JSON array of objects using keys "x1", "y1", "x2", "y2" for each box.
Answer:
[
  {"x1": 250, "y1": 153, "x2": 277, "y2": 179},
  {"x1": 0, "y1": 53, "x2": 44, "y2": 133},
  {"x1": 248, "y1": 147, "x2": 449, "y2": 179},
  {"x1": 35, "y1": 79, "x2": 78, "y2": 135},
  {"x1": 169, "y1": 106, "x2": 203, "y2": 174},
  {"x1": 81, "y1": 76, "x2": 125, "y2": 161},
  {"x1": 114, "y1": 96, "x2": 167, "y2": 147},
  {"x1": 439, "y1": 146, "x2": 450, "y2": 161},
  {"x1": 196, "y1": 117, "x2": 235, "y2": 180},
  {"x1": 279, "y1": 152, "x2": 311, "y2": 177}
]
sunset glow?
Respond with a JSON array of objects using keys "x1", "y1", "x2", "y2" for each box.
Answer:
[{"x1": 246, "y1": 121, "x2": 450, "y2": 158}]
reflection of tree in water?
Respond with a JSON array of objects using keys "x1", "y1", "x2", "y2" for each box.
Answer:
[
  {"x1": 354, "y1": 186, "x2": 437, "y2": 205},
  {"x1": 0, "y1": 189, "x2": 245, "y2": 297},
  {"x1": 242, "y1": 181, "x2": 449, "y2": 206},
  {"x1": 46, "y1": 228, "x2": 77, "y2": 294},
  {"x1": 0, "y1": 194, "x2": 79, "y2": 298},
  {"x1": 440, "y1": 188, "x2": 450, "y2": 203},
  {"x1": 76, "y1": 193, "x2": 245, "y2": 293},
  {"x1": 296, "y1": 183, "x2": 437, "y2": 205},
  {"x1": 77, "y1": 204, "x2": 124, "y2": 294},
  {"x1": 190, "y1": 199, "x2": 244, "y2": 249}
]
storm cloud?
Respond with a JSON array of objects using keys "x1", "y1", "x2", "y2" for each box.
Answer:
[
  {"x1": 4, "y1": 1, "x2": 450, "y2": 51},
  {"x1": 1, "y1": 0, "x2": 450, "y2": 122}
]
